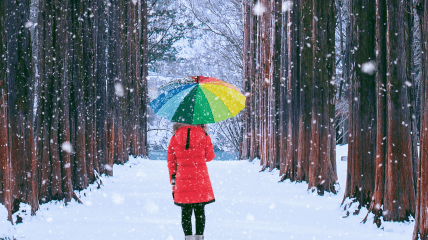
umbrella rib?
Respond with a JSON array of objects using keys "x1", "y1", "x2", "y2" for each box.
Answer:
[{"x1": 150, "y1": 77, "x2": 245, "y2": 124}]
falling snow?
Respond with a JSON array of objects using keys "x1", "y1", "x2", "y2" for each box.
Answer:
[
  {"x1": 24, "y1": 21, "x2": 33, "y2": 28},
  {"x1": 361, "y1": 61, "x2": 376, "y2": 75},
  {"x1": 253, "y1": 2, "x2": 266, "y2": 16},
  {"x1": 282, "y1": 1, "x2": 293, "y2": 12},
  {"x1": 61, "y1": 141, "x2": 74, "y2": 154},
  {"x1": 115, "y1": 83, "x2": 125, "y2": 97}
]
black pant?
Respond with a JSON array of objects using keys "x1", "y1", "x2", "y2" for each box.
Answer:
[{"x1": 181, "y1": 205, "x2": 205, "y2": 236}]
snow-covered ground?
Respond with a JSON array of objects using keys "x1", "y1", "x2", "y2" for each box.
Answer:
[{"x1": 1, "y1": 145, "x2": 414, "y2": 240}]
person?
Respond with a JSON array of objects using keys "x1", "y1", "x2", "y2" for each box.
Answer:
[{"x1": 167, "y1": 123, "x2": 215, "y2": 240}]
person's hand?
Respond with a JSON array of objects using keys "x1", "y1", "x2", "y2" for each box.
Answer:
[{"x1": 171, "y1": 174, "x2": 176, "y2": 185}]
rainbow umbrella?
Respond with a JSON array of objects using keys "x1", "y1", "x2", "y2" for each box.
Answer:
[{"x1": 149, "y1": 76, "x2": 246, "y2": 124}]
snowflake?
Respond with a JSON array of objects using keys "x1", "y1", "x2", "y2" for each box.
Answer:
[
  {"x1": 253, "y1": 2, "x2": 266, "y2": 16},
  {"x1": 282, "y1": 1, "x2": 293, "y2": 12},
  {"x1": 115, "y1": 83, "x2": 124, "y2": 97},
  {"x1": 361, "y1": 61, "x2": 376, "y2": 75},
  {"x1": 61, "y1": 141, "x2": 74, "y2": 153}
]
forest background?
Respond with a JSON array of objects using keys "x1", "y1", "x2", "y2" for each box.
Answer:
[{"x1": 1, "y1": 0, "x2": 428, "y2": 239}]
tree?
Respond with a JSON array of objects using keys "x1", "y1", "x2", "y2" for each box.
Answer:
[
  {"x1": 5, "y1": 0, "x2": 39, "y2": 216},
  {"x1": 296, "y1": 0, "x2": 315, "y2": 184},
  {"x1": 279, "y1": 0, "x2": 300, "y2": 182},
  {"x1": 413, "y1": 0, "x2": 428, "y2": 239},
  {"x1": 242, "y1": 0, "x2": 280, "y2": 171},
  {"x1": 342, "y1": 0, "x2": 376, "y2": 212},
  {"x1": 364, "y1": 0, "x2": 415, "y2": 225},
  {"x1": 284, "y1": 0, "x2": 338, "y2": 193},
  {"x1": 307, "y1": 0, "x2": 337, "y2": 194},
  {"x1": 241, "y1": 0, "x2": 256, "y2": 160},
  {"x1": 406, "y1": 0, "x2": 420, "y2": 196},
  {"x1": 95, "y1": 0, "x2": 107, "y2": 177},
  {"x1": 0, "y1": 0, "x2": 149, "y2": 221},
  {"x1": 0, "y1": 0, "x2": 12, "y2": 221},
  {"x1": 336, "y1": 0, "x2": 351, "y2": 145},
  {"x1": 107, "y1": 0, "x2": 120, "y2": 175},
  {"x1": 148, "y1": 0, "x2": 196, "y2": 67},
  {"x1": 241, "y1": 0, "x2": 338, "y2": 194},
  {"x1": 36, "y1": 0, "x2": 72, "y2": 202},
  {"x1": 0, "y1": 83, "x2": 11, "y2": 221},
  {"x1": 141, "y1": 0, "x2": 150, "y2": 158},
  {"x1": 185, "y1": 0, "x2": 243, "y2": 74}
]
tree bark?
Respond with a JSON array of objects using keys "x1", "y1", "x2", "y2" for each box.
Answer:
[
  {"x1": 307, "y1": 0, "x2": 337, "y2": 194},
  {"x1": 241, "y1": 0, "x2": 256, "y2": 160},
  {"x1": 140, "y1": 0, "x2": 149, "y2": 157},
  {"x1": 107, "y1": 0, "x2": 121, "y2": 175},
  {"x1": 365, "y1": 0, "x2": 415, "y2": 224},
  {"x1": 413, "y1": 0, "x2": 428, "y2": 238},
  {"x1": 0, "y1": 0, "x2": 9, "y2": 221},
  {"x1": 95, "y1": 0, "x2": 107, "y2": 174},
  {"x1": 279, "y1": 0, "x2": 289, "y2": 176},
  {"x1": 60, "y1": 12, "x2": 73, "y2": 203},
  {"x1": 342, "y1": 0, "x2": 376, "y2": 210},
  {"x1": 71, "y1": 0, "x2": 88, "y2": 190},
  {"x1": 6, "y1": 0, "x2": 39, "y2": 214},
  {"x1": 296, "y1": 0, "x2": 314, "y2": 183},
  {"x1": 281, "y1": 0, "x2": 300, "y2": 182},
  {"x1": 0, "y1": 7, "x2": 12, "y2": 217},
  {"x1": 407, "y1": 0, "x2": 419, "y2": 195}
]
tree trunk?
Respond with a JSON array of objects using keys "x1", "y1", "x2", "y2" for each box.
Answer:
[
  {"x1": 413, "y1": 0, "x2": 428, "y2": 238},
  {"x1": 96, "y1": 0, "x2": 107, "y2": 174},
  {"x1": 107, "y1": 0, "x2": 121, "y2": 175},
  {"x1": 140, "y1": 0, "x2": 149, "y2": 157},
  {"x1": 407, "y1": 0, "x2": 420, "y2": 195},
  {"x1": 241, "y1": 0, "x2": 256, "y2": 161},
  {"x1": 281, "y1": 0, "x2": 301, "y2": 182},
  {"x1": 342, "y1": 0, "x2": 376, "y2": 210},
  {"x1": 36, "y1": 0, "x2": 72, "y2": 204},
  {"x1": 0, "y1": 14, "x2": 12, "y2": 217},
  {"x1": 83, "y1": 0, "x2": 96, "y2": 184},
  {"x1": 71, "y1": 0, "x2": 88, "y2": 190},
  {"x1": 6, "y1": 0, "x2": 39, "y2": 214},
  {"x1": 279, "y1": 0, "x2": 289, "y2": 176},
  {"x1": 0, "y1": 0, "x2": 10, "y2": 221},
  {"x1": 296, "y1": 0, "x2": 314, "y2": 183},
  {"x1": 60, "y1": 14, "x2": 73, "y2": 203},
  {"x1": 365, "y1": 0, "x2": 415, "y2": 224},
  {"x1": 341, "y1": 0, "x2": 351, "y2": 145},
  {"x1": 257, "y1": 0, "x2": 270, "y2": 170},
  {"x1": 307, "y1": 0, "x2": 337, "y2": 194}
]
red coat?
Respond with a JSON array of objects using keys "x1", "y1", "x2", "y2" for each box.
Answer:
[{"x1": 167, "y1": 125, "x2": 215, "y2": 206}]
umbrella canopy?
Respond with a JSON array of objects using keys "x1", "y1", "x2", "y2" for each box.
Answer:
[{"x1": 149, "y1": 76, "x2": 246, "y2": 124}]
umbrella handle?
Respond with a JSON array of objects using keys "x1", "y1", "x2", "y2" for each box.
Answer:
[{"x1": 197, "y1": 76, "x2": 199, "y2": 84}]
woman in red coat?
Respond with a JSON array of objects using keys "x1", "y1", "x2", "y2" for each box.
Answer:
[{"x1": 167, "y1": 123, "x2": 215, "y2": 240}]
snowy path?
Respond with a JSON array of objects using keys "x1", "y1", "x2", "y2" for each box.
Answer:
[{"x1": 3, "y1": 145, "x2": 414, "y2": 240}]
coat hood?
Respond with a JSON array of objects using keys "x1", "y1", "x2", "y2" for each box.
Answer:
[{"x1": 174, "y1": 126, "x2": 207, "y2": 149}]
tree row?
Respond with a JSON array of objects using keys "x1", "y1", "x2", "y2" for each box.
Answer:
[
  {"x1": 0, "y1": 0, "x2": 149, "y2": 223},
  {"x1": 241, "y1": 0, "x2": 337, "y2": 195},
  {"x1": 240, "y1": 0, "x2": 428, "y2": 237}
]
